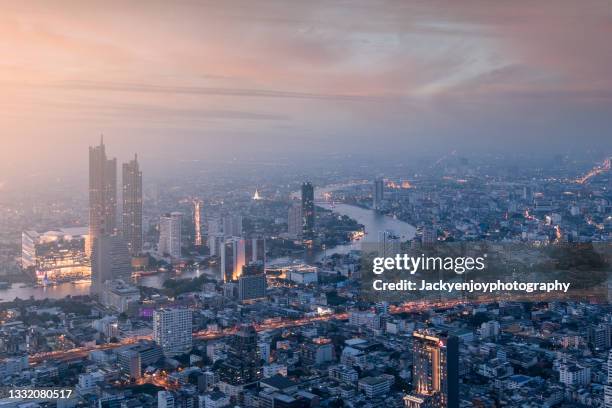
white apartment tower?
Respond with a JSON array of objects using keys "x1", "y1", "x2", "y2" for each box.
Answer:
[
  {"x1": 158, "y1": 212, "x2": 182, "y2": 259},
  {"x1": 153, "y1": 308, "x2": 192, "y2": 357}
]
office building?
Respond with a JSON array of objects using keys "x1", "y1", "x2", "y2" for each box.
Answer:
[
  {"x1": 220, "y1": 237, "x2": 246, "y2": 282},
  {"x1": 238, "y1": 261, "x2": 266, "y2": 302},
  {"x1": 301, "y1": 182, "x2": 315, "y2": 243},
  {"x1": 194, "y1": 199, "x2": 203, "y2": 247},
  {"x1": 118, "y1": 349, "x2": 141, "y2": 380},
  {"x1": 245, "y1": 236, "x2": 266, "y2": 264},
  {"x1": 101, "y1": 280, "x2": 141, "y2": 313},
  {"x1": 153, "y1": 308, "x2": 193, "y2": 357},
  {"x1": 373, "y1": 178, "x2": 384, "y2": 210},
  {"x1": 287, "y1": 203, "x2": 302, "y2": 239},
  {"x1": 219, "y1": 324, "x2": 262, "y2": 386},
  {"x1": 159, "y1": 212, "x2": 183, "y2": 259},
  {"x1": 122, "y1": 154, "x2": 143, "y2": 255},
  {"x1": 358, "y1": 375, "x2": 393, "y2": 398},
  {"x1": 21, "y1": 228, "x2": 90, "y2": 283},
  {"x1": 301, "y1": 337, "x2": 334, "y2": 366},
  {"x1": 89, "y1": 136, "x2": 117, "y2": 253},
  {"x1": 91, "y1": 235, "x2": 132, "y2": 295},
  {"x1": 378, "y1": 230, "x2": 401, "y2": 257},
  {"x1": 207, "y1": 233, "x2": 224, "y2": 257},
  {"x1": 408, "y1": 330, "x2": 459, "y2": 408}
]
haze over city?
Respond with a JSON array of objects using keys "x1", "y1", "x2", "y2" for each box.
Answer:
[{"x1": 1, "y1": 0, "x2": 612, "y2": 189}]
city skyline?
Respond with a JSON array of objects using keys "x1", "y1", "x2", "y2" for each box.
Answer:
[{"x1": 0, "y1": 3, "x2": 611, "y2": 407}]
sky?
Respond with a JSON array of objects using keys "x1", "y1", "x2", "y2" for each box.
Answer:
[{"x1": 1, "y1": 0, "x2": 612, "y2": 186}]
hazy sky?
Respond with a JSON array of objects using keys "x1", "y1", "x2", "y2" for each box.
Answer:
[{"x1": 1, "y1": 0, "x2": 612, "y2": 185}]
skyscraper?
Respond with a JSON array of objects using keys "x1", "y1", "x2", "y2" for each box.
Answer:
[
  {"x1": 89, "y1": 136, "x2": 117, "y2": 253},
  {"x1": 373, "y1": 178, "x2": 384, "y2": 210},
  {"x1": 245, "y1": 236, "x2": 266, "y2": 264},
  {"x1": 301, "y1": 182, "x2": 315, "y2": 244},
  {"x1": 158, "y1": 212, "x2": 182, "y2": 259},
  {"x1": 287, "y1": 203, "x2": 302, "y2": 239},
  {"x1": 122, "y1": 154, "x2": 142, "y2": 255},
  {"x1": 220, "y1": 237, "x2": 246, "y2": 282},
  {"x1": 153, "y1": 308, "x2": 192, "y2": 357},
  {"x1": 219, "y1": 324, "x2": 262, "y2": 385},
  {"x1": 407, "y1": 330, "x2": 459, "y2": 408},
  {"x1": 193, "y1": 199, "x2": 203, "y2": 247},
  {"x1": 90, "y1": 235, "x2": 132, "y2": 295}
]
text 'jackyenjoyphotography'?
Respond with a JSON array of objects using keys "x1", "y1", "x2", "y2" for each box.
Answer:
[{"x1": 372, "y1": 279, "x2": 571, "y2": 293}]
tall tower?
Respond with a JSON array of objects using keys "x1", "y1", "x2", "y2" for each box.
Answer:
[
  {"x1": 287, "y1": 203, "x2": 302, "y2": 239},
  {"x1": 193, "y1": 199, "x2": 203, "y2": 247},
  {"x1": 219, "y1": 324, "x2": 262, "y2": 385},
  {"x1": 220, "y1": 237, "x2": 246, "y2": 282},
  {"x1": 373, "y1": 178, "x2": 384, "y2": 210},
  {"x1": 407, "y1": 330, "x2": 459, "y2": 408},
  {"x1": 89, "y1": 136, "x2": 117, "y2": 253},
  {"x1": 122, "y1": 154, "x2": 143, "y2": 255},
  {"x1": 301, "y1": 182, "x2": 315, "y2": 244},
  {"x1": 158, "y1": 212, "x2": 182, "y2": 259},
  {"x1": 412, "y1": 330, "x2": 459, "y2": 408}
]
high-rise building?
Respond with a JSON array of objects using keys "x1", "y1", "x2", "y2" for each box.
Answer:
[
  {"x1": 373, "y1": 178, "x2": 384, "y2": 210},
  {"x1": 90, "y1": 235, "x2": 132, "y2": 295},
  {"x1": 301, "y1": 182, "x2": 315, "y2": 244},
  {"x1": 89, "y1": 136, "x2": 117, "y2": 253},
  {"x1": 207, "y1": 233, "x2": 224, "y2": 257},
  {"x1": 158, "y1": 212, "x2": 182, "y2": 259},
  {"x1": 407, "y1": 330, "x2": 459, "y2": 408},
  {"x1": 287, "y1": 203, "x2": 302, "y2": 239},
  {"x1": 219, "y1": 324, "x2": 262, "y2": 386},
  {"x1": 238, "y1": 261, "x2": 266, "y2": 302},
  {"x1": 223, "y1": 215, "x2": 243, "y2": 237},
  {"x1": 153, "y1": 308, "x2": 193, "y2": 357},
  {"x1": 220, "y1": 237, "x2": 246, "y2": 282},
  {"x1": 421, "y1": 227, "x2": 437, "y2": 246},
  {"x1": 193, "y1": 199, "x2": 203, "y2": 247},
  {"x1": 245, "y1": 236, "x2": 266, "y2": 264},
  {"x1": 378, "y1": 230, "x2": 401, "y2": 258},
  {"x1": 122, "y1": 154, "x2": 143, "y2": 255},
  {"x1": 21, "y1": 228, "x2": 90, "y2": 283},
  {"x1": 605, "y1": 350, "x2": 612, "y2": 408}
]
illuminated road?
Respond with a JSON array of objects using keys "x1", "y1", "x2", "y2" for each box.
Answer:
[
  {"x1": 27, "y1": 313, "x2": 350, "y2": 364},
  {"x1": 28, "y1": 290, "x2": 603, "y2": 365},
  {"x1": 576, "y1": 157, "x2": 611, "y2": 184}
]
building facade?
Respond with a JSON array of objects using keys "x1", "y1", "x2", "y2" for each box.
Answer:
[
  {"x1": 89, "y1": 137, "x2": 117, "y2": 253},
  {"x1": 122, "y1": 154, "x2": 143, "y2": 255},
  {"x1": 153, "y1": 308, "x2": 193, "y2": 357},
  {"x1": 159, "y1": 212, "x2": 183, "y2": 259}
]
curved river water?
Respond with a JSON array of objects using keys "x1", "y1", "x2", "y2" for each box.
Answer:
[{"x1": 0, "y1": 192, "x2": 415, "y2": 302}]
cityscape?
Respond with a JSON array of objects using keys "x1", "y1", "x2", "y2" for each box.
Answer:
[{"x1": 1, "y1": 1, "x2": 612, "y2": 408}]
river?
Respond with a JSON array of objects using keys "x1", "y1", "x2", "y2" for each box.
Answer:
[{"x1": 0, "y1": 187, "x2": 415, "y2": 302}]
